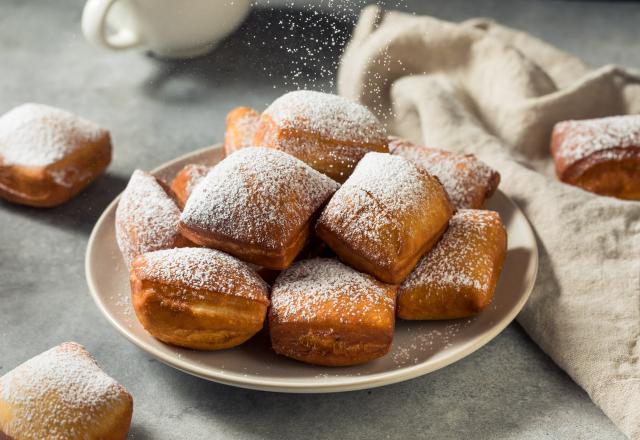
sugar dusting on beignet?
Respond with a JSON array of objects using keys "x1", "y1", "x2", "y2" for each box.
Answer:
[
  {"x1": 398, "y1": 209, "x2": 507, "y2": 320},
  {"x1": 254, "y1": 91, "x2": 388, "y2": 182},
  {"x1": 270, "y1": 258, "x2": 396, "y2": 366},
  {"x1": 0, "y1": 342, "x2": 132, "y2": 440},
  {"x1": 389, "y1": 137, "x2": 500, "y2": 209}
]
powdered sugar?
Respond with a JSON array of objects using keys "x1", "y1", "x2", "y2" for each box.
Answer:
[
  {"x1": 0, "y1": 103, "x2": 107, "y2": 167},
  {"x1": 318, "y1": 152, "x2": 448, "y2": 265},
  {"x1": 553, "y1": 114, "x2": 640, "y2": 163},
  {"x1": 401, "y1": 210, "x2": 504, "y2": 293},
  {"x1": 116, "y1": 170, "x2": 183, "y2": 267},
  {"x1": 263, "y1": 90, "x2": 387, "y2": 144},
  {"x1": 137, "y1": 247, "x2": 269, "y2": 303},
  {"x1": 270, "y1": 258, "x2": 395, "y2": 323},
  {"x1": 389, "y1": 138, "x2": 499, "y2": 209},
  {"x1": 391, "y1": 321, "x2": 469, "y2": 366},
  {"x1": 181, "y1": 147, "x2": 339, "y2": 249},
  {"x1": 181, "y1": 164, "x2": 209, "y2": 196},
  {"x1": 0, "y1": 342, "x2": 129, "y2": 439},
  {"x1": 225, "y1": 108, "x2": 260, "y2": 150}
]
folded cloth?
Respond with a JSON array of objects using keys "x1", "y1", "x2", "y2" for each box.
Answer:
[{"x1": 338, "y1": 5, "x2": 640, "y2": 439}]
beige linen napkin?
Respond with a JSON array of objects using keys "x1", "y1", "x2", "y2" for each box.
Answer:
[{"x1": 338, "y1": 5, "x2": 640, "y2": 438}]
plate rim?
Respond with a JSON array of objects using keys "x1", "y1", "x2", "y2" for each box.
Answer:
[{"x1": 85, "y1": 145, "x2": 539, "y2": 393}]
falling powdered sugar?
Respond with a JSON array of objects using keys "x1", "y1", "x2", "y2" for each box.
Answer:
[
  {"x1": 181, "y1": 147, "x2": 339, "y2": 249},
  {"x1": 137, "y1": 247, "x2": 269, "y2": 303},
  {"x1": 270, "y1": 258, "x2": 395, "y2": 324},
  {"x1": 0, "y1": 103, "x2": 107, "y2": 167},
  {"x1": 0, "y1": 342, "x2": 129, "y2": 439}
]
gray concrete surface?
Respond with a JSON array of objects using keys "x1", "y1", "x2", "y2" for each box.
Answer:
[{"x1": 1, "y1": 0, "x2": 637, "y2": 438}]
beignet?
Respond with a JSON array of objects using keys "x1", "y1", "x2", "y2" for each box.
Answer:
[
  {"x1": 180, "y1": 147, "x2": 339, "y2": 270},
  {"x1": 269, "y1": 258, "x2": 397, "y2": 366},
  {"x1": 389, "y1": 137, "x2": 500, "y2": 209},
  {"x1": 116, "y1": 169, "x2": 191, "y2": 267},
  {"x1": 0, "y1": 342, "x2": 133, "y2": 440},
  {"x1": 253, "y1": 90, "x2": 388, "y2": 182},
  {"x1": 170, "y1": 163, "x2": 209, "y2": 209},
  {"x1": 130, "y1": 247, "x2": 269, "y2": 350},
  {"x1": 0, "y1": 103, "x2": 111, "y2": 207},
  {"x1": 316, "y1": 152, "x2": 453, "y2": 284},
  {"x1": 551, "y1": 115, "x2": 640, "y2": 200},
  {"x1": 224, "y1": 106, "x2": 261, "y2": 156},
  {"x1": 398, "y1": 210, "x2": 507, "y2": 320}
]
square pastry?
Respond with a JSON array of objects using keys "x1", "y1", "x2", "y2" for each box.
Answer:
[
  {"x1": 269, "y1": 258, "x2": 397, "y2": 366},
  {"x1": 551, "y1": 115, "x2": 640, "y2": 200},
  {"x1": 116, "y1": 169, "x2": 191, "y2": 267},
  {"x1": 253, "y1": 90, "x2": 388, "y2": 182},
  {"x1": 316, "y1": 152, "x2": 453, "y2": 284},
  {"x1": 389, "y1": 137, "x2": 500, "y2": 209},
  {"x1": 0, "y1": 342, "x2": 132, "y2": 440},
  {"x1": 180, "y1": 147, "x2": 339, "y2": 270},
  {"x1": 397, "y1": 210, "x2": 507, "y2": 320},
  {"x1": 130, "y1": 247, "x2": 269, "y2": 350},
  {"x1": 0, "y1": 103, "x2": 111, "y2": 207}
]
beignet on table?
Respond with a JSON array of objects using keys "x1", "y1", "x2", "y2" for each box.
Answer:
[
  {"x1": 0, "y1": 342, "x2": 133, "y2": 440},
  {"x1": 551, "y1": 115, "x2": 640, "y2": 200},
  {"x1": 0, "y1": 103, "x2": 111, "y2": 207}
]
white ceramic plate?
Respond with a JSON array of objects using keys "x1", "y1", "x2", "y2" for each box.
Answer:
[{"x1": 86, "y1": 145, "x2": 538, "y2": 393}]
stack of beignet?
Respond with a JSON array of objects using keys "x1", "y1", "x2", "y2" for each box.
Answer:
[{"x1": 118, "y1": 90, "x2": 507, "y2": 367}]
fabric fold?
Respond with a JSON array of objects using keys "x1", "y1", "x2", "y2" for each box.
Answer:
[{"x1": 338, "y1": 5, "x2": 640, "y2": 439}]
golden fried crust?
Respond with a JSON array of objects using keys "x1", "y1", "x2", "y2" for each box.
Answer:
[
  {"x1": 551, "y1": 115, "x2": 640, "y2": 200},
  {"x1": 224, "y1": 107, "x2": 261, "y2": 156},
  {"x1": 116, "y1": 170, "x2": 192, "y2": 267},
  {"x1": 269, "y1": 259, "x2": 397, "y2": 366},
  {"x1": 0, "y1": 103, "x2": 112, "y2": 208},
  {"x1": 316, "y1": 152, "x2": 453, "y2": 284},
  {"x1": 0, "y1": 342, "x2": 132, "y2": 440},
  {"x1": 130, "y1": 248, "x2": 269, "y2": 350},
  {"x1": 389, "y1": 137, "x2": 500, "y2": 209},
  {"x1": 180, "y1": 147, "x2": 339, "y2": 270},
  {"x1": 253, "y1": 91, "x2": 388, "y2": 183},
  {"x1": 170, "y1": 163, "x2": 209, "y2": 209},
  {"x1": 398, "y1": 210, "x2": 507, "y2": 320}
]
